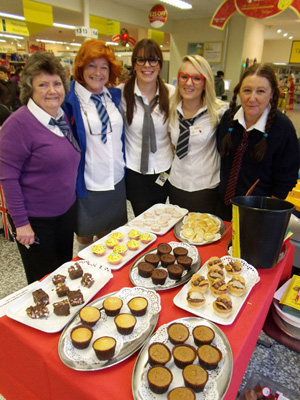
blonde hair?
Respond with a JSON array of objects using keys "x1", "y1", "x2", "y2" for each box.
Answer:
[{"x1": 170, "y1": 55, "x2": 225, "y2": 127}]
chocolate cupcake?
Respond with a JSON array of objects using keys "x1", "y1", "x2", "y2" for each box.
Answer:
[
  {"x1": 167, "y1": 264, "x2": 184, "y2": 280},
  {"x1": 192, "y1": 325, "x2": 215, "y2": 346},
  {"x1": 167, "y1": 322, "x2": 189, "y2": 345},
  {"x1": 79, "y1": 306, "x2": 101, "y2": 327},
  {"x1": 70, "y1": 324, "x2": 93, "y2": 349},
  {"x1": 127, "y1": 297, "x2": 148, "y2": 316},
  {"x1": 148, "y1": 342, "x2": 172, "y2": 366},
  {"x1": 114, "y1": 313, "x2": 136, "y2": 335},
  {"x1": 177, "y1": 255, "x2": 193, "y2": 270},
  {"x1": 144, "y1": 253, "x2": 160, "y2": 267},
  {"x1": 168, "y1": 387, "x2": 196, "y2": 400},
  {"x1": 160, "y1": 253, "x2": 176, "y2": 268},
  {"x1": 151, "y1": 268, "x2": 168, "y2": 285},
  {"x1": 173, "y1": 246, "x2": 189, "y2": 258},
  {"x1": 137, "y1": 262, "x2": 155, "y2": 278},
  {"x1": 103, "y1": 296, "x2": 123, "y2": 316},
  {"x1": 172, "y1": 344, "x2": 197, "y2": 369},
  {"x1": 157, "y1": 243, "x2": 172, "y2": 256},
  {"x1": 93, "y1": 336, "x2": 116, "y2": 360},
  {"x1": 182, "y1": 364, "x2": 208, "y2": 393},
  {"x1": 197, "y1": 344, "x2": 222, "y2": 370},
  {"x1": 147, "y1": 365, "x2": 173, "y2": 394}
]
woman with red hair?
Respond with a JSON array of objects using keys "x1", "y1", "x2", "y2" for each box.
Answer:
[{"x1": 64, "y1": 39, "x2": 127, "y2": 249}]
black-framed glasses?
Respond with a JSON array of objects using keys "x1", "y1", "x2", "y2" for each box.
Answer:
[
  {"x1": 178, "y1": 72, "x2": 205, "y2": 85},
  {"x1": 135, "y1": 57, "x2": 160, "y2": 67}
]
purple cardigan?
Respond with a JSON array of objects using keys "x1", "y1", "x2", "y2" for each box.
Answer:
[{"x1": 0, "y1": 106, "x2": 80, "y2": 228}]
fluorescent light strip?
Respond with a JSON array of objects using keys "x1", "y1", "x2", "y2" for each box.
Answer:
[
  {"x1": 53, "y1": 23, "x2": 76, "y2": 29},
  {"x1": 0, "y1": 39, "x2": 6, "y2": 42},
  {"x1": 0, "y1": 12, "x2": 25, "y2": 20},
  {"x1": 0, "y1": 33, "x2": 24, "y2": 40},
  {"x1": 160, "y1": 0, "x2": 192, "y2": 9}
]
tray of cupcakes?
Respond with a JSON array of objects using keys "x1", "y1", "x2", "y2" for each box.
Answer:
[
  {"x1": 132, "y1": 316, "x2": 233, "y2": 400},
  {"x1": 58, "y1": 287, "x2": 161, "y2": 371},
  {"x1": 77, "y1": 226, "x2": 157, "y2": 270},
  {"x1": 129, "y1": 242, "x2": 201, "y2": 291},
  {"x1": 173, "y1": 256, "x2": 260, "y2": 325}
]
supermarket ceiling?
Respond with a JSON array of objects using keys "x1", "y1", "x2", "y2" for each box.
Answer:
[{"x1": 2, "y1": 0, "x2": 300, "y2": 50}]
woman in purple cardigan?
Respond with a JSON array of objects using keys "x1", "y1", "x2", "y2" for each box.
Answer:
[{"x1": 0, "y1": 52, "x2": 80, "y2": 283}]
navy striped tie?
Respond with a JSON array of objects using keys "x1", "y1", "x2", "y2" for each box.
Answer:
[
  {"x1": 90, "y1": 93, "x2": 110, "y2": 143},
  {"x1": 49, "y1": 117, "x2": 80, "y2": 151}
]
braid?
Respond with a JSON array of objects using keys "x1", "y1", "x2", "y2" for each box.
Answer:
[
  {"x1": 123, "y1": 74, "x2": 136, "y2": 125},
  {"x1": 220, "y1": 85, "x2": 240, "y2": 157}
]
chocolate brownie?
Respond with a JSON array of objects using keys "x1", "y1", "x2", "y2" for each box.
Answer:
[
  {"x1": 26, "y1": 304, "x2": 49, "y2": 319},
  {"x1": 32, "y1": 289, "x2": 49, "y2": 305},
  {"x1": 137, "y1": 262, "x2": 155, "y2": 278},
  {"x1": 68, "y1": 263, "x2": 83, "y2": 279},
  {"x1": 144, "y1": 253, "x2": 160, "y2": 267},
  {"x1": 52, "y1": 274, "x2": 66, "y2": 285},
  {"x1": 81, "y1": 273, "x2": 94, "y2": 288},
  {"x1": 56, "y1": 283, "x2": 70, "y2": 297},
  {"x1": 157, "y1": 243, "x2": 172, "y2": 256},
  {"x1": 53, "y1": 299, "x2": 70, "y2": 316},
  {"x1": 68, "y1": 290, "x2": 84, "y2": 306},
  {"x1": 160, "y1": 254, "x2": 176, "y2": 268}
]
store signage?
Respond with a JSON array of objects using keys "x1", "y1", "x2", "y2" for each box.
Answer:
[
  {"x1": 290, "y1": 40, "x2": 300, "y2": 63},
  {"x1": 149, "y1": 4, "x2": 168, "y2": 28},
  {"x1": 1, "y1": 19, "x2": 29, "y2": 36},
  {"x1": 75, "y1": 26, "x2": 98, "y2": 38}
]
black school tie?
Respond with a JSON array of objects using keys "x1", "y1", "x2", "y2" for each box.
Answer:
[{"x1": 49, "y1": 117, "x2": 80, "y2": 151}]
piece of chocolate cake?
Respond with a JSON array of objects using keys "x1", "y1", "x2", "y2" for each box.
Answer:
[
  {"x1": 32, "y1": 289, "x2": 49, "y2": 305},
  {"x1": 68, "y1": 290, "x2": 84, "y2": 306},
  {"x1": 53, "y1": 299, "x2": 70, "y2": 316},
  {"x1": 68, "y1": 263, "x2": 83, "y2": 279},
  {"x1": 52, "y1": 274, "x2": 66, "y2": 285},
  {"x1": 81, "y1": 273, "x2": 94, "y2": 288},
  {"x1": 56, "y1": 283, "x2": 70, "y2": 297},
  {"x1": 26, "y1": 304, "x2": 49, "y2": 319}
]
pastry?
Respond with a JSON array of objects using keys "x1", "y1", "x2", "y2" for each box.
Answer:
[
  {"x1": 52, "y1": 274, "x2": 66, "y2": 285},
  {"x1": 197, "y1": 344, "x2": 222, "y2": 370},
  {"x1": 128, "y1": 229, "x2": 141, "y2": 240},
  {"x1": 225, "y1": 259, "x2": 242, "y2": 276},
  {"x1": 144, "y1": 253, "x2": 160, "y2": 267},
  {"x1": 144, "y1": 211, "x2": 154, "y2": 219},
  {"x1": 140, "y1": 233, "x2": 153, "y2": 244},
  {"x1": 103, "y1": 296, "x2": 123, "y2": 316},
  {"x1": 172, "y1": 344, "x2": 197, "y2": 369},
  {"x1": 228, "y1": 276, "x2": 247, "y2": 296},
  {"x1": 67, "y1": 289, "x2": 84, "y2": 306},
  {"x1": 160, "y1": 253, "x2": 176, "y2": 268},
  {"x1": 107, "y1": 252, "x2": 123, "y2": 265},
  {"x1": 207, "y1": 265, "x2": 225, "y2": 283},
  {"x1": 147, "y1": 365, "x2": 173, "y2": 394},
  {"x1": 173, "y1": 246, "x2": 188, "y2": 258},
  {"x1": 105, "y1": 238, "x2": 119, "y2": 249},
  {"x1": 157, "y1": 243, "x2": 172, "y2": 256},
  {"x1": 186, "y1": 287, "x2": 206, "y2": 308},
  {"x1": 126, "y1": 239, "x2": 140, "y2": 250},
  {"x1": 92, "y1": 244, "x2": 107, "y2": 256},
  {"x1": 167, "y1": 264, "x2": 184, "y2": 280},
  {"x1": 68, "y1": 263, "x2": 83, "y2": 279},
  {"x1": 167, "y1": 322, "x2": 189, "y2": 345},
  {"x1": 177, "y1": 255, "x2": 193, "y2": 270},
  {"x1": 210, "y1": 278, "x2": 228, "y2": 296},
  {"x1": 70, "y1": 324, "x2": 93, "y2": 349},
  {"x1": 151, "y1": 268, "x2": 168, "y2": 285},
  {"x1": 168, "y1": 387, "x2": 196, "y2": 400},
  {"x1": 26, "y1": 304, "x2": 49, "y2": 319},
  {"x1": 207, "y1": 256, "x2": 223, "y2": 268},
  {"x1": 114, "y1": 313, "x2": 137, "y2": 335},
  {"x1": 79, "y1": 306, "x2": 101, "y2": 326},
  {"x1": 127, "y1": 296, "x2": 148, "y2": 316},
  {"x1": 81, "y1": 272, "x2": 94, "y2": 288},
  {"x1": 32, "y1": 289, "x2": 49, "y2": 305},
  {"x1": 113, "y1": 244, "x2": 128, "y2": 256},
  {"x1": 93, "y1": 336, "x2": 116, "y2": 360},
  {"x1": 182, "y1": 364, "x2": 208, "y2": 393},
  {"x1": 110, "y1": 231, "x2": 124, "y2": 242},
  {"x1": 53, "y1": 299, "x2": 70, "y2": 316},
  {"x1": 192, "y1": 325, "x2": 215, "y2": 346},
  {"x1": 56, "y1": 283, "x2": 69, "y2": 297},
  {"x1": 148, "y1": 342, "x2": 172, "y2": 366},
  {"x1": 137, "y1": 262, "x2": 155, "y2": 278},
  {"x1": 213, "y1": 294, "x2": 233, "y2": 318},
  {"x1": 190, "y1": 274, "x2": 209, "y2": 293},
  {"x1": 151, "y1": 224, "x2": 161, "y2": 232}
]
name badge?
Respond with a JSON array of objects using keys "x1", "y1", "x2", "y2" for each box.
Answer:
[
  {"x1": 155, "y1": 172, "x2": 169, "y2": 187},
  {"x1": 190, "y1": 125, "x2": 202, "y2": 135}
]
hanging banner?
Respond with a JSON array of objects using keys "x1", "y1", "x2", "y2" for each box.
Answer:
[
  {"x1": 23, "y1": 0, "x2": 53, "y2": 35},
  {"x1": 1, "y1": 19, "x2": 29, "y2": 36},
  {"x1": 290, "y1": 40, "x2": 300, "y2": 63},
  {"x1": 149, "y1": 4, "x2": 168, "y2": 28}
]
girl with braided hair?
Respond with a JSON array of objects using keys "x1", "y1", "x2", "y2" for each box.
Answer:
[{"x1": 216, "y1": 63, "x2": 299, "y2": 221}]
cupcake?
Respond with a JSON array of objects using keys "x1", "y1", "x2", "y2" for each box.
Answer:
[
  {"x1": 157, "y1": 243, "x2": 172, "y2": 256},
  {"x1": 197, "y1": 344, "x2": 222, "y2": 370},
  {"x1": 190, "y1": 274, "x2": 209, "y2": 293},
  {"x1": 225, "y1": 260, "x2": 242, "y2": 276},
  {"x1": 140, "y1": 233, "x2": 153, "y2": 244},
  {"x1": 167, "y1": 264, "x2": 184, "y2": 280},
  {"x1": 151, "y1": 268, "x2": 168, "y2": 285},
  {"x1": 70, "y1": 324, "x2": 93, "y2": 349},
  {"x1": 192, "y1": 325, "x2": 215, "y2": 346},
  {"x1": 213, "y1": 294, "x2": 233, "y2": 318},
  {"x1": 105, "y1": 238, "x2": 119, "y2": 249},
  {"x1": 127, "y1": 297, "x2": 148, "y2": 316},
  {"x1": 186, "y1": 287, "x2": 206, "y2": 308},
  {"x1": 93, "y1": 336, "x2": 116, "y2": 360},
  {"x1": 128, "y1": 229, "x2": 141, "y2": 240},
  {"x1": 110, "y1": 231, "x2": 124, "y2": 242},
  {"x1": 137, "y1": 262, "x2": 155, "y2": 278},
  {"x1": 182, "y1": 364, "x2": 208, "y2": 393},
  {"x1": 144, "y1": 253, "x2": 160, "y2": 267},
  {"x1": 173, "y1": 246, "x2": 188, "y2": 258},
  {"x1": 79, "y1": 306, "x2": 101, "y2": 327},
  {"x1": 228, "y1": 276, "x2": 246, "y2": 297},
  {"x1": 147, "y1": 365, "x2": 173, "y2": 394},
  {"x1": 160, "y1": 254, "x2": 176, "y2": 268},
  {"x1": 92, "y1": 244, "x2": 107, "y2": 257},
  {"x1": 168, "y1": 387, "x2": 196, "y2": 400},
  {"x1": 167, "y1": 322, "x2": 189, "y2": 345},
  {"x1": 114, "y1": 313, "x2": 137, "y2": 335},
  {"x1": 107, "y1": 252, "x2": 123, "y2": 265},
  {"x1": 103, "y1": 296, "x2": 123, "y2": 316},
  {"x1": 177, "y1": 255, "x2": 193, "y2": 270},
  {"x1": 210, "y1": 278, "x2": 228, "y2": 297},
  {"x1": 148, "y1": 342, "x2": 172, "y2": 366},
  {"x1": 113, "y1": 244, "x2": 128, "y2": 256},
  {"x1": 172, "y1": 344, "x2": 197, "y2": 369},
  {"x1": 127, "y1": 239, "x2": 140, "y2": 250}
]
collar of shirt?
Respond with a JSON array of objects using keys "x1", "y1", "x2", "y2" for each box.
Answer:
[
  {"x1": 134, "y1": 79, "x2": 159, "y2": 106},
  {"x1": 234, "y1": 104, "x2": 270, "y2": 133},
  {"x1": 74, "y1": 81, "x2": 111, "y2": 104},
  {"x1": 27, "y1": 98, "x2": 65, "y2": 136},
  {"x1": 177, "y1": 101, "x2": 207, "y2": 118}
]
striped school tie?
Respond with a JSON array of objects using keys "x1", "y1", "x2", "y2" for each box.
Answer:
[
  {"x1": 90, "y1": 93, "x2": 110, "y2": 143},
  {"x1": 49, "y1": 117, "x2": 80, "y2": 151}
]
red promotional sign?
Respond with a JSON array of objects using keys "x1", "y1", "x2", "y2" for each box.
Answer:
[{"x1": 149, "y1": 4, "x2": 168, "y2": 28}]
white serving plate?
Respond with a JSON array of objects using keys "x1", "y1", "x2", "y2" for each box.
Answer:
[
  {"x1": 273, "y1": 279, "x2": 300, "y2": 328},
  {"x1": 6, "y1": 260, "x2": 113, "y2": 333},
  {"x1": 128, "y1": 203, "x2": 188, "y2": 235},
  {"x1": 173, "y1": 256, "x2": 260, "y2": 325},
  {"x1": 77, "y1": 226, "x2": 157, "y2": 270}
]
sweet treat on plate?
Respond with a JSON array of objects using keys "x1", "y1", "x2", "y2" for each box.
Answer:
[
  {"x1": 110, "y1": 231, "x2": 124, "y2": 242},
  {"x1": 107, "y1": 252, "x2": 123, "y2": 265},
  {"x1": 143, "y1": 218, "x2": 155, "y2": 226},
  {"x1": 105, "y1": 237, "x2": 119, "y2": 249},
  {"x1": 137, "y1": 262, "x2": 155, "y2": 278},
  {"x1": 151, "y1": 224, "x2": 161, "y2": 232},
  {"x1": 173, "y1": 246, "x2": 188, "y2": 258},
  {"x1": 207, "y1": 257, "x2": 224, "y2": 270},
  {"x1": 210, "y1": 278, "x2": 228, "y2": 296},
  {"x1": 197, "y1": 344, "x2": 222, "y2": 370},
  {"x1": 192, "y1": 325, "x2": 215, "y2": 346},
  {"x1": 167, "y1": 264, "x2": 184, "y2": 280},
  {"x1": 56, "y1": 283, "x2": 70, "y2": 297},
  {"x1": 180, "y1": 227, "x2": 195, "y2": 240},
  {"x1": 113, "y1": 244, "x2": 128, "y2": 256},
  {"x1": 213, "y1": 294, "x2": 233, "y2": 318},
  {"x1": 81, "y1": 272, "x2": 95, "y2": 288},
  {"x1": 32, "y1": 289, "x2": 49, "y2": 305},
  {"x1": 132, "y1": 219, "x2": 144, "y2": 227},
  {"x1": 128, "y1": 229, "x2": 141, "y2": 240},
  {"x1": 160, "y1": 213, "x2": 172, "y2": 221},
  {"x1": 147, "y1": 365, "x2": 173, "y2": 394},
  {"x1": 92, "y1": 244, "x2": 107, "y2": 256},
  {"x1": 26, "y1": 304, "x2": 49, "y2": 319},
  {"x1": 182, "y1": 364, "x2": 208, "y2": 393},
  {"x1": 172, "y1": 344, "x2": 197, "y2": 369},
  {"x1": 154, "y1": 208, "x2": 164, "y2": 216},
  {"x1": 148, "y1": 342, "x2": 172, "y2": 366},
  {"x1": 160, "y1": 253, "x2": 176, "y2": 268},
  {"x1": 172, "y1": 210, "x2": 184, "y2": 219},
  {"x1": 151, "y1": 268, "x2": 168, "y2": 285},
  {"x1": 93, "y1": 336, "x2": 116, "y2": 360},
  {"x1": 177, "y1": 255, "x2": 193, "y2": 270},
  {"x1": 168, "y1": 387, "x2": 196, "y2": 400},
  {"x1": 70, "y1": 324, "x2": 93, "y2": 349},
  {"x1": 207, "y1": 265, "x2": 225, "y2": 283},
  {"x1": 67, "y1": 290, "x2": 84, "y2": 306},
  {"x1": 127, "y1": 297, "x2": 148, "y2": 316},
  {"x1": 53, "y1": 299, "x2": 70, "y2": 316},
  {"x1": 186, "y1": 287, "x2": 206, "y2": 308},
  {"x1": 103, "y1": 296, "x2": 123, "y2": 316},
  {"x1": 157, "y1": 243, "x2": 172, "y2": 256},
  {"x1": 167, "y1": 322, "x2": 189, "y2": 345},
  {"x1": 158, "y1": 219, "x2": 168, "y2": 227},
  {"x1": 126, "y1": 239, "x2": 140, "y2": 251},
  {"x1": 79, "y1": 306, "x2": 101, "y2": 326},
  {"x1": 225, "y1": 259, "x2": 242, "y2": 276},
  {"x1": 140, "y1": 233, "x2": 153, "y2": 244},
  {"x1": 228, "y1": 276, "x2": 246, "y2": 296},
  {"x1": 114, "y1": 313, "x2": 137, "y2": 335},
  {"x1": 144, "y1": 253, "x2": 160, "y2": 267},
  {"x1": 68, "y1": 262, "x2": 83, "y2": 279},
  {"x1": 190, "y1": 274, "x2": 209, "y2": 293},
  {"x1": 52, "y1": 274, "x2": 66, "y2": 285},
  {"x1": 144, "y1": 211, "x2": 155, "y2": 219}
]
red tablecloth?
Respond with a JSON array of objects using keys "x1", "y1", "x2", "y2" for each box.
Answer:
[{"x1": 0, "y1": 226, "x2": 294, "y2": 400}]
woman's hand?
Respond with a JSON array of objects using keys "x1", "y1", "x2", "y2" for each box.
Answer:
[{"x1": 16, "y1": 224, "x2": 35, "y2": 246}]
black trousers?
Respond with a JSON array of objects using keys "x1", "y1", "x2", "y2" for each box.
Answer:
[{"x1": 9, "y1": 203, "x2": 76, "y2": 284}]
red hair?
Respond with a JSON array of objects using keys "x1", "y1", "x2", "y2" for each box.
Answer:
[{"x1": 73, "y1": 39, "x2": 122, "y2": 86}]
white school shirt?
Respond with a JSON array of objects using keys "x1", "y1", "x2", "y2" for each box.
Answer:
[
  {"x1": 169, "y1": 101, "x2": 228, "y2": 192},
  {"x1": 233, "y1": 104, "x2": 270, "y2": 133},
  {"x1": 119, "y1": 81, "x2": 175, "y2": 174},
  {"x1": 27, "y1": 98, "x2": 65, "y2": 136},
  {"x1": 75, "y1": 81, "x2": 125, "y2": 191}
]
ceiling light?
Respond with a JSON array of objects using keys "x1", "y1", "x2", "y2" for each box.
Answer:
[
  {"x1": 66, "y1": 46, "x2": 70, "y2": 50},
  {"x1": 283, "y1": 32, "x2": 288, "y2": 37},
  {"x1": 160, "y1": 0, "x2": 192, "y2": 10},
  {"x1": 0, "y1": 33, "x2": 24, "y2": 40},
  {"x1": 53, "y1": 23, "x2": 76, "y2": 30},
  {"x1": 70, "y1": 43, "x2": 81, "y2": 46},
  {"x1": 0, "y1": 39, "x2": 6, "y2": 42},
  {"x1": 289, "y1": 36, "x2": 293, "y2": 40},
  {"x1": 36, "y1": 39, "x2": 65, "y2": 44},
  {"x1": 0, "y1": 12, "x2": 25, "y2": 21},
  {"x1": 277, "y1": 29, "x2": 282, "y2": 33}
]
